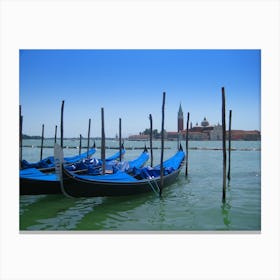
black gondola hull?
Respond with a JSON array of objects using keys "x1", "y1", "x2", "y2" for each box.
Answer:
[
  {"x1": 20, "y1": 178, "x2": 61, "y2": 195},
  {"x1": 61, "y1": 166, "x2": 181, "y2": 197}
]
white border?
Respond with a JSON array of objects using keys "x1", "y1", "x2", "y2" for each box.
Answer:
[{"x1": 1, "y1": 0, "x2": 279, "y2": 279}]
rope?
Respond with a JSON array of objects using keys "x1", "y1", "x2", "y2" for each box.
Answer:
[
  {"x1": 147, "y1": 178, "x2": 160, "y2": 196},
  {"x1": 153, "y1": 178, "x2": 161, "y2": 193}
]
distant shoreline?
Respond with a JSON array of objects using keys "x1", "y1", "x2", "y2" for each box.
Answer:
[
  {"x1": 22, "y1": 137, "x2": 261, "y2": 142},
  {"x1": 22, "y1": 134, "x2": 261, "y2": 141},
  {"x1": 21, "y1": 144, "x2": 261, "y2": 151}
]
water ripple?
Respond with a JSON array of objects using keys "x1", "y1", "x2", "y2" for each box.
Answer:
[
  {"x1": 26, "y1": 197, "x2": 104, "y2": 230},
  {"x1": 20, "y1": 195, "x2": 47, "y2": 215}
]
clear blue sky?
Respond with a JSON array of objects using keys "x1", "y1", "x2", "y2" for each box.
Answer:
[{"x1": 20, "y1": 49, "x2": 260, "y2": 138}]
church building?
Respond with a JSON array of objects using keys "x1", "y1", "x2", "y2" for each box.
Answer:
[{"x1": 171, "y1": 103, "x2": 223, "y2": 140}]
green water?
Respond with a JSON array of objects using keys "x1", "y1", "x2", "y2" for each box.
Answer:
[{"x1": 20, "y1": 140, "x2": 261, "y2": 231}]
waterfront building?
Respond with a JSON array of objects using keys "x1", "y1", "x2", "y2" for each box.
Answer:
[
  {"x1": 128, "y1": 104, "x2": 260, "y2": 141},
  {"x1": 183, "y1": 116, "x2": 222, "y2": 140},
  {"x1": 209, "y1": 123, "x2": 223, "y2": 140}
]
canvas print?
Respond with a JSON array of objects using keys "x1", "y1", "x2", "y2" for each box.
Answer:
[{"x1": 19, "y1": 49, "x2": 261, "y2": 231}]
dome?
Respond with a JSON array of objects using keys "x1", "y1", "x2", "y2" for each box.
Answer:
[{"x1": 201, "y1": 117, "x2": 209, "y2": 127}]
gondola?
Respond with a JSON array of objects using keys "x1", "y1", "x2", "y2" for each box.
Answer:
[
  {"x1": 66, "y1": 146, "x2": 126, "y2": 175},
  {"x1": 20, "y1": 148, "x2": 147, "y2": 195},
  {"x1": 57, "y1": 146, "x2": 185, "y2": 198},
  {"x1": 21, "y1": 147, "x2": 97, "y2": 170}
]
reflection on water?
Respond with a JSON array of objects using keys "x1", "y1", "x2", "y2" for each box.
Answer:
[
  {"x1": 221, "y1": 182, "x2": 232, "y2": 229},
  {"x1": 221, "y1": 203, "x2": 232, "y2": 229}
]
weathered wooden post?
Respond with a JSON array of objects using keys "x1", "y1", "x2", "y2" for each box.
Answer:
[
  {"x1": 119, "y1": 118, "x2": 122, "y2": 162},
  {"x1": 87, "y1": 118, "x2": 91, "y2": 158},
  {"x1": 227, "y1": 110, "x2": 232, "y2": 180},
  {"x1": 79, "y1": 134, "x2": 82, "y2": 155},
  {"x1": 185, "y1": 112, "x2": 190, "y2": 176},
  {"x1": 19, "y1": 105, "x2": 23, "y2": 167},
  {"x1": 54, "y1": 125, "x2": 57, "y2": 144},
  {"x1": 101, "y1": 108, "x2": 106, "y2": 174},
  {"x1": 60, "y1": 100, "x2": 65, "y2": 149},
  {"x1": 40, "y1": 124, "x2": 44, "y2": 161},
  {"x1": 222, "y1": 87, "x2": 227, "y2": 203},
  {"x1": 149, "y1": 114, "x2": 153, "y2": 167},
  {"x1": 160, "y1": 92, "x2": 166, "y2": 196}
]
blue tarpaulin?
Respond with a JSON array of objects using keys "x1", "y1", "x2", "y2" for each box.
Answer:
[{"x1": 21, "y1": 148, "x2": 96, "y2": 169}]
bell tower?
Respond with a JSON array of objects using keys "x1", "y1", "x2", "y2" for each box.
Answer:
[{"x1": 178, "y1": 103, "x2": 184, "y2": 132}]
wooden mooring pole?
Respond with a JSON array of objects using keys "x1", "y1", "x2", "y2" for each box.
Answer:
[
  {"x1": 40, "y1": 124, "x2": 44, "y2": 161},
  {"x1": 160, "y1": 92, "x2": 166, "y2": 196},
  {"x1": 60, "y1": 100, "x2": 65, "y2": 148},
  {"x1": 222, "y1": 87, "x2": 227, "y2": 203},
  {"x1": 185, "y1": 112, "x2": 190, "y2": 176},
  {"x1": 79, "y1": 134, "x2": 82, "y2": 155},
  {"x1": 227, "y1": 110, "x2": 232, "y2": 180},
  {"x1": 87, "y1": 118, "x2": 91, "y2": 158},
  {"x1": 54, "y1": 125, "x2": 57, "y2": 144},
  {"x1": 101, "y1": 108, "x2": 106, "y2": 174},
  {"x1": 119, "y1": 118, "x2": 122, "y2": 162},
  {"x1": 149, "y1": 114, "x2": 153, "y2": 167}
]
